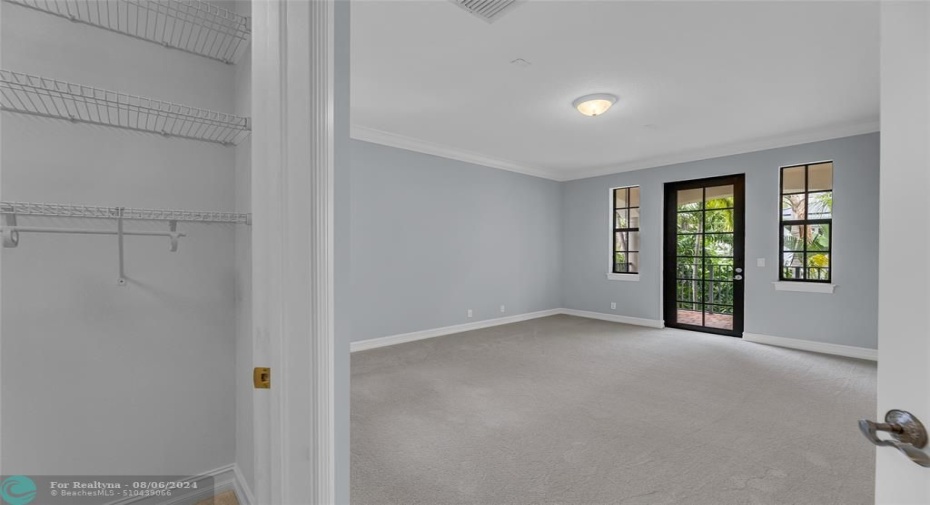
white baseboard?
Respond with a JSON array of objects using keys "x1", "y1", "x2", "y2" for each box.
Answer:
[
  {"x1": 350, "y1": 310, "x2": 875, "y2": 363},
  {"x1": 104, "y1": 464, "x2": 252, "y2": 505},
  {"x1": 559, "y1": 308, "x2": 666, "y2": 329},
  {"x1": 743, "y1": 332, "x2": 877, "y2": 361},
  {"x1": 350, "y1": 308, "x2": 667, "y2": 352},
  {"x1": 231, "y1": 464, "x2": 255, "y2": 505},
  {"x1": 350, "y1": 309, "x2": 562, "y2": 352}
]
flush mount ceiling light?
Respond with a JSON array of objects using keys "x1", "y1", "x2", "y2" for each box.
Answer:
[{"x1": 573, "y1": 93, "x2": 618, "y2": 117}]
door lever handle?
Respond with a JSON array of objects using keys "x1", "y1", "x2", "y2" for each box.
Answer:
[{"x1": 859, "y1": 409, "x2": 930, "y2": 467}]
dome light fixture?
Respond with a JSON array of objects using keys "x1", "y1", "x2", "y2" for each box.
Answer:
[{"x1": 573, "y1": 93, "x2": 618, "y2": 117}]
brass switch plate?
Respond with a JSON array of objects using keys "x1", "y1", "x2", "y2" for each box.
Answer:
[{"x1": 254, "y1": 367, "x2": 271, "y2": 389}]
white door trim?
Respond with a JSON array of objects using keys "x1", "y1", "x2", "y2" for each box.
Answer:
[
  {"x1": 875, "y1": 3, "x2": 930, "y2": 503},
  {"x1": 252, "y1": 1, "x2": 336, "y2": 503},
  {"x1": 0, "y1": 0, "x2": 5, "y2": 478}
]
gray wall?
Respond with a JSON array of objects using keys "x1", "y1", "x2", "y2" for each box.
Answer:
[
  {"x1": 562, "y1": 133, "x2": 880, "y2": 349},
  {"x1": 349, "y1": 140, "x2": 563, "y2": 342}
]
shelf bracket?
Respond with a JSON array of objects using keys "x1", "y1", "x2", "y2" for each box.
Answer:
[
  {"x1": 168, "y1": 220, "x2": 180, "y2": 252},
  {"x1": 117, "y1": 207, "x2": 126, "y2": 286},
  {"x1": 1, "y1": 204, "x2": 18, "y2": 248}
]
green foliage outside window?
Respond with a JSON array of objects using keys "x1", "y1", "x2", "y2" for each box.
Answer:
[{"x1": 675, "y1": 195, "x2": 735, "y2": 309}]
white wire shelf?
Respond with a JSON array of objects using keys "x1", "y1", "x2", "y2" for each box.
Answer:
[
  {"x1": 0, "y1": 202, "x2": 251, "y2": 224},
  {"x1": 0, "y1": 70, "x2": 251, "y2": 145},
  {"x1": 4, "y1": 0, "x2": 250, "y2": 64}
]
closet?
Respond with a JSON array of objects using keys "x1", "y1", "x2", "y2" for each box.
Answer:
[{"x1": 0, "y1": 0, "x2": 254, "y2": 500}]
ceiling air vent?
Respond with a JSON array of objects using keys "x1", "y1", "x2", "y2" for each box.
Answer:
[{"x1": 449, "y1": 0, "x2": 524, "y2": 23}]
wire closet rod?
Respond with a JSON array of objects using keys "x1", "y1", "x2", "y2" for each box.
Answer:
[
  {"x1": 3, "y1": 0, "x2": 251, "y2": 64},
  {"x1": 1, "y1": 202, "x2": 249, "y2": 286},
  {"x1": 0, "y1": 70, "x2": 252, "y2": 146}
]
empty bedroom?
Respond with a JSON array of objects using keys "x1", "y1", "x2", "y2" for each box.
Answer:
[{"x1": 348, "y1": 1, "x2": 927, "y2": 504}]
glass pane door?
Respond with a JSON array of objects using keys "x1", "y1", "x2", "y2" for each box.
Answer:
[{"x1": 664, "y1": 175, "x2": 745, "y2": 336}]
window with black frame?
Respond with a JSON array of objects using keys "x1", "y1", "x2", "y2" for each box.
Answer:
[
  {"x1": 613, "y1": 186, "x2": 640, "y2": 274},
  {"x1": 780, "y1": 162, "x2": 833, "y2": 282}
]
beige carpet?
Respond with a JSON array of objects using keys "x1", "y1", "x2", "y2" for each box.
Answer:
[{"x1": 351, "y1": 315, "x2": 876, "y2": 505}]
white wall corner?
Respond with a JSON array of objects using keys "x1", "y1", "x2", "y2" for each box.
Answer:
[{"x1": 743, "y1": 332, "x2": 877, "y2": 361}]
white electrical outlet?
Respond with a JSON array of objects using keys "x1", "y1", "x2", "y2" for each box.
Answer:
[
  {"x1": 500, "y1": 305, "x2": 506, "y2": 313},
  {"x1": 611, "y1": 302, "x2": 617, "y2": 310},
  {"x1": 467, "y1": 309, "x2": 473, "y2": 318},
  {"x1": 757, "y1": 258, "x2": 766, "y2": 267}
]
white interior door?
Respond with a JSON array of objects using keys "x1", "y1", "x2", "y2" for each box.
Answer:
[{"x1": 875, "y1": 3, "x2": 930, "y2": 504}]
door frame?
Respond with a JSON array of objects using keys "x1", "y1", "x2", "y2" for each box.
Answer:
[
  {"x1": 252, "y1": 1, "x2": 336, "y2": 504},
  {"x1": 875, "y1": 3, "x2": 930, "y2": 503},
  {"x1": 662, "y1": 174, "x2": 746, "y2": 337}
]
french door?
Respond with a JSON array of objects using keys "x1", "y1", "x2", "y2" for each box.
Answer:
[{"x1": 663, "y1": 175, "x2": 745, "y2": 337}]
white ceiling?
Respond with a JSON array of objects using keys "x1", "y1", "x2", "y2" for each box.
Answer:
[{"x1": 351, "y1": 1, "x2": 879, "y2": 181}]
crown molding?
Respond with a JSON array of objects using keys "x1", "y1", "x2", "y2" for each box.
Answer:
[
  {"x1": 350, "y1": 125, "x2": 563, "y2": 181},
  {"x1": 350, "y1": 119, "x2": 879, "y2": 183},
  {"x1": 563, "y1": 118, "x2": 880, "y2": 181}
]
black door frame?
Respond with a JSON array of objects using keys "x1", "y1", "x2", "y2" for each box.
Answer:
[{"x1": 663, "y1": 174, "x2": 746, "y2": 337}]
